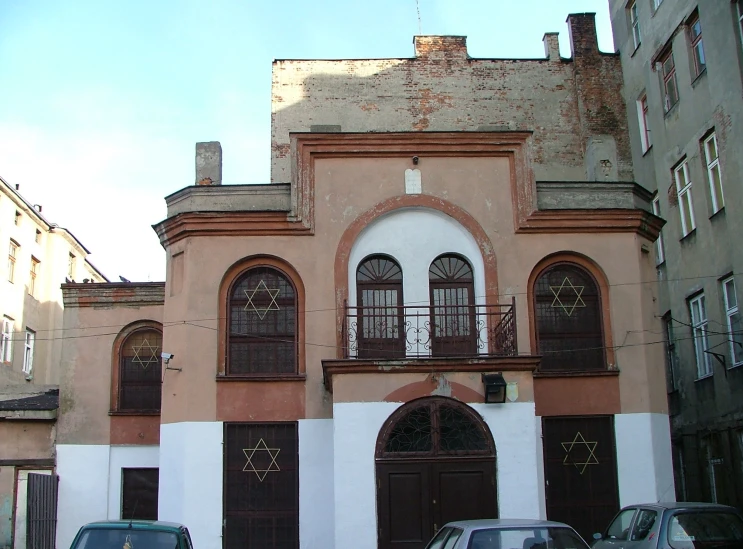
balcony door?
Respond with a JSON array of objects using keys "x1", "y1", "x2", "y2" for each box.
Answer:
[
  {"x1": 357, "y1": 255, "x2": 405, "y2": 358},
  {"x1": 429, "y1": 255, "x2": 476, "y2": 356}
]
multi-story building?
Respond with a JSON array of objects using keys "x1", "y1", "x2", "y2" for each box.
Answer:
[
  {"x1": 608, "y1": 0, "x2": 743, "y2": 507},
  {"x1": 53, "y1": 13, "x2": 672, "y2": 549},
  {"x1": 0, "y1": 175, "x2": 107, "y2": 549}
]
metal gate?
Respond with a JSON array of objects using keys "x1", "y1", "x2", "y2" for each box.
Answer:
[{"x1": 27, "y1": 472, "x2": 58, "y2": 549}]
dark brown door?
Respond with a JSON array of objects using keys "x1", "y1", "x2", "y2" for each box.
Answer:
[
  {"x1": 542, "y1": 416, "x2": 619, "y2": 541},
  {"x1": 429, "y1": 255, "x2": 476, "y2": 356},
  {"x1": 377, "y1": 460, "x2": 496, "y2": 549},
  {"x1": 357, "y1": 255, "x2": 405, "y2": 358}
]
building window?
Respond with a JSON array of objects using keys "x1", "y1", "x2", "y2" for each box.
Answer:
[
  {"x1": 738, "y1": 2, "x2": 743, "y2": 53},
  {"x1": 629, "y1": 1, "x2": 641, "y2": 49},
  {"x1": 1, "y1": 317, "x2": 12, "y2": 363},
  {"x1": 429, "y1": 254, "x2": 476, "y2": 356},
  {"x1": 8, "y1": 240, "x2": 18, "y2": 283},
  {"x1": 689, "y1": 293, "x2": 711, "y2": 378},
  {"x1": 14, "y1": 211, "x2": 21, "y2": 226},
  {"x1": 689, "y1": 13, "x2": 706, "y2": 77},
  {"x1": 68, "y1": 252, "x2": 76, "y2": 279},
  {"x1": 703, "y1": 133, "x2": 724, "y2": 214},
  {"x1": 722, "y1": 277, "x2": 742, "y2": 367},
  {"x1": 29, "y1": 257, "x2": 39, "y2": 296},
  {"x1": 638, "y1": 94, "x2": 652, "y2": 152},
  {"x1": 652, "y1": 197, "x2": 665, "y2": 265},
  {"x1": 661, "y1": 50, "x2": 679, "y2": 112},
  {"x1": 118, "y1": 328, "x2": 162, "y2": 412},
  {"x1": 35, "y1": 229, "x2": 41, "y2": 244},
  {"x1": 228, "y1": 266, "x2": 297, "y2": 374},
  {"x1": 674, "y1": 160, "x2": 696, "y2": 237},
  {"x1": 534, "y1": 263, "x2": 605, "y2": 371},
  {"x1": 23, "y1": 329, "x2": 35, "y2": 375},
  {"x1": 663, "y1": 314, "x2": 678, "y2": 392},
  {"x1": 122, "y1": 468, "x2": 158, "y2": 520},
  {"x1": 355, "y1": 255, "x2": 404, "y2": 358}
]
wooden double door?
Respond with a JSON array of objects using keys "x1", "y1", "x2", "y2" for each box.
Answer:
[{"x1": 377, "y1": 459, "x2": 496, "y2": 549}]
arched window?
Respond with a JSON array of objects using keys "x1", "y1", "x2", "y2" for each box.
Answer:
[
  {"x1": 118, "y1": 328, "x2": 163, "y2": 413},
  {"x1": 534, "y1": 263, "x2": 605, "y2": 371},
  {"x1": 228, "y1": 266, "x2": 297, "y2": 375},
  {"x1": 429, "y1": 254, "x2": 476, "y2": 356},
  {"x1": 356, "y1": 255, "x2": 404, "y2": 358}
]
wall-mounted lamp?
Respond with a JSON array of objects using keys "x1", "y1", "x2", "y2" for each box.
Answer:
[{"x1": 482, "y1": 373, "x2": 507, "y2": 404}]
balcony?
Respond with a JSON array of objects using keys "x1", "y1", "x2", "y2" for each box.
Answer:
[{"x1": 342, "y1": 298, "x2": 517, "y2": 359}]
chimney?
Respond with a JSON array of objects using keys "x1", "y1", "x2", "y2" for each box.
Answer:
[
  {"x1": 567, "y1": 13, "x2": 599, "y2": 59},
  {"x1": 413, "y1": 36, "x2": 468, "y2": 60},
  {"x1": 542, "y1": 32, "x2": 560, "y2": 61},
  {"x1": 195, "y1": 141, "x2": 222, "y2": 185}
]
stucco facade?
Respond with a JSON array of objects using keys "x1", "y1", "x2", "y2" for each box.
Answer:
[{"x1": 608, "y1": 0, "x2": 743, "y2": 509}]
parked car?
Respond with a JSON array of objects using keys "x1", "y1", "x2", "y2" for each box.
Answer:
[
  {"x1": 425, "y1": 519, "x2": 591, "y2": 549},
  {"x1": 592, "y1": 502, "x2": 743, "y2": 549},
  {"x1": 69, "y1": 520, "x2": 194, "y2": 549}
]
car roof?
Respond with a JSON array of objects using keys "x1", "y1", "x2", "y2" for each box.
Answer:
[
  {"x1": 81, "y1": 520, "x2": 185, "y2": 532},
  {"x1": 623, "y1": 502, "x2": 740, "y2": 511},
  {"x1": 444, "y1": 519, "x2": 577, "y2": 529}
]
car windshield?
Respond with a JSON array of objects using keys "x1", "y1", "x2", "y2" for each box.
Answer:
[
  {"x1": 72, "y1": 528, "x2": 179, "y2": 549},
  {"x1": 468, "y1": 527, "x2": 589, "y2": 549},
  {"x1": 667, "y1": 511, "x2": 743, "y2": 549}
]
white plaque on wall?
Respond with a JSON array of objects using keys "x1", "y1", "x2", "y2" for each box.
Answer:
[{"x1": 404, "y1": 169, "x2": 422, "y2": 194}]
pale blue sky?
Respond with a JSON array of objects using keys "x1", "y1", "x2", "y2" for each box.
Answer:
[{"x1": 0, "y1": 0, "x2": 614, "y2": 281}]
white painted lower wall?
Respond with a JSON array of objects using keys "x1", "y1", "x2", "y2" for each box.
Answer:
[
  {"x1": 107, "y1": 446, "x2": 159, "y2": 520},
  {"x1": 56, "y1": 445, "x2": 111, "y2": 549},
  {"x1": 614, "y1": 413, "x2": 675, "y2": 506},
  {"x1": 299, "y1": 419, "x2": 335, "y2": 549},
  {"x1": 159, "y1": 422, "x2": 223, "y2": 549}
]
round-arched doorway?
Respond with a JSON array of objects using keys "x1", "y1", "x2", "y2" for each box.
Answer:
[{"x1": 375, "y1": 397, "x2": 498, "y2": 549}]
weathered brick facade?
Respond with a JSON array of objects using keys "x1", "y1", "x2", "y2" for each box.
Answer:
[{"x1": 271, "y1": 13, "x2": 631, "y2": 184}]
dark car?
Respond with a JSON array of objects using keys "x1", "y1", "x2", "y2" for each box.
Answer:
[
  {"x1": 425, "y1": 518, "x2": 591, "y2": 549},
  {"x1": 592, "y1": 502, "x2": 743, "y2": 549},
  {"x1": 69, "y1": 520, "x2": 194, "y2": 549}
]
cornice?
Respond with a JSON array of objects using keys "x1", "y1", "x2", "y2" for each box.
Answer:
[{"x1": 62, "y1": 282, "x2": 165, "y2": 308}]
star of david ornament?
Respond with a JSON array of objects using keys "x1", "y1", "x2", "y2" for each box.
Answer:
[
  {"x1": 550, "y1": 277, "x2": 586, "y2": 316},
  {"x1": 244, "y1": 280, "x2": 281, "y2": 320},
  {"x1": 131, "y1": 339, "x2": 160, "y2": 370},
  {"x1": 561, "y1": 431, "x2": 599, "y2": 474},
  {"x1": 243, "y1": 438, "x2": 281, "y2": 482}
]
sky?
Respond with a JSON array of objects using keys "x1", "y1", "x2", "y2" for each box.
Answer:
[{"x1": 0, "y1": 0, "x2": 614, "y2": 282}]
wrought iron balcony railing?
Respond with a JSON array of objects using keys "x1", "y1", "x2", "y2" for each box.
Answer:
[{"x1": 342, "y1": 298, "x2": 517, "y2": 359}]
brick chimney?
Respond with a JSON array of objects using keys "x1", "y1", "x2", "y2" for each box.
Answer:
[
  {"x1": 195, "y1": 141, "x2": 222, "y2": 186},
  {"x1": 567, "y1": 13, "x2": 599, "y2": 59},
  {"x1": 413, "y1": 36, "x2": 468, "y2": 60}
]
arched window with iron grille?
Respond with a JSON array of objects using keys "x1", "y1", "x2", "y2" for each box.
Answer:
[
  {"x1": 429, "y1": 254, "x2": 476, "y2": 356},
  {"x1": 118, "y1": 328, "x2": 163, "y2": 412},
  {"x1": 356, "y1": 255, "x2": 404, "y2": 358}
]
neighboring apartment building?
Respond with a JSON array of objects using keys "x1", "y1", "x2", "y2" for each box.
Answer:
[
  {"x1": 608, "y1": 0, "x2": 743, "y2": 508},
  {"x1": 0, "y1": 176, "x2": 107, "y2": 549},
  {"x1": 54, "y1": 14, "x2": 671, "y2": 549}
]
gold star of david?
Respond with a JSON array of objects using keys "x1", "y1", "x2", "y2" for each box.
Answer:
[
  {"x1": 561, "y1": 431, "x2": 599, "y2": 474},
  {"x1": 131, "y1": 339, "x2": 160, "y2": 370},
  {"x1": 242, "y1": 438, "x2": 281, "y2": 482},
  {"x1": 550, "y1": 277, "x2": 586, "y2": 316},
  {"x1": 244, "y1": 280, "x2": 281, "y2": 320}
]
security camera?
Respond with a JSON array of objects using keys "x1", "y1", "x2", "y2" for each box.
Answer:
[
  {"x1": 161, "y1": 352, "x2": 174, "y2": 361},
  {"x1": 412, "y1": 156, "x2": 419, "y2": 165}
]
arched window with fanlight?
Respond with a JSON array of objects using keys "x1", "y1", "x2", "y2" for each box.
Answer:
[
  {"x1": 356, "y1": 255, "x2": 404, "y2": 358},
  {"x1": 534, "y1": 262, "x2": 605, "y2": 371},
  {"x1": 429, "y1": 254, "x2": 476, "y2": 356},
  {"x1": 228, "y1": 266, "x2": 297, "y2": 375},
  {"x1": 118, "y1": 328, "x2": 163, "y2": 413}
]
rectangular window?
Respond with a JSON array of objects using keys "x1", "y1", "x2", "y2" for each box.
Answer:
[
  {"x1": 8, "y1": 241, "x2": 18, "y2": 283},
  {"x1": 652, "y1": 197, "x2": 665, "y2": 265},
  {"x1": 121, "y1": 468, "x2": 159, "y2": 520},
  {"x1": 674, "y1": 160, "x2": 696, "y2": 236},
  {"x1": 703, "y1": 133, "x2": 724, "y2": 213},
  {"x1": 68, "y1": 252, "x2": 76, "y2": 279},
  {"x1": 35, "y1": 229, "x2": 41, "y2": 244},
  {"x1": 653, "y1": 0, "x2": 663, "y2": 9},
  {"x1": 29, "y1": 257, "x2": 39, "y2": 296},
  {"x1": 23, "y1": 329, "x2": 34, "y2": 375},
  {"x1": 14, "y1": 211, "x2": 21, "y2": 226},
  {"x1": 722, "y1": 277, "x2": 742, "y2": 367},
  {"x1": 689, "y1": 14, "x2": 706, "y2": 77},
  {"x1": 690, "y1": 293, "x2": 711, "y2": 378},
  {"x1": 663, "y1": 314, "x2": 678, "y2": 391},
  {"x1": 629, "y1": 1, "x2": 641, "y2": 49},
  {"x1": 738, "y1": 2, "x2": 743, "y2": 53},
  {"x1": 1, "y1": 317, "x2": 13, "y2": 363},
  {"x1": 661, "y1": 50, "x2": 679, "y2": 112},
  {"x1": 637, "y1": 94, "x2": 652, "y2": 152}
]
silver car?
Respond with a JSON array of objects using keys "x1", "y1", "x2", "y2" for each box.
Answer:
[
  {"x1": 425, "y1": 519, "x2": 591, "y2": 549},
  {"x1": 592, "y1": 502, "x2": 743, "y2": 549}
]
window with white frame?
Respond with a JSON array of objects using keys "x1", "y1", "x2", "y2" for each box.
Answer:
[
  {"x1": 703, "y1": 133, "x2": 724, "y2": 213},
  {"x1": 661, "y1": 50, "x2": 679, "y2": 112},
  {"x1": 738, "y1": 2, "x2": 743, "y2": 53},
  {"x1": 674, "y1": 160, "x2": 696, "y2": 236},
  {"x1": 722, "y1": 277, "x2": 742, "y2": 367},
  {"x1": 8, "y1": 240, "x2": 18, "y2": 283},
  {"x1": 629, "y1": 1, "x2": 641, "y2": 50},
  {"x1": 690, "y1": 293, "x2": 711, "y2": 378},
  {"x1": 23, "y1": 329, "x2": 35, "y2": 375},
  {"x1": 1, "y1": 317, "x2": 12, "y2": 363},
  {"x1": 68, "y1": 252, "x2": 76, "y2": 279},
  {"x1": 652, "y1": 196, "x2": 665, "y2": 265},
  {"x1": 689, "y1": 13, "x2": 706, "y2": 77},
  {"x1": 653, "y1": 0, "x2": 664, "y2": 9},
  {"x1": 29, "y1": 257, "x2": 39, "y2": 297},
  {"x1": 638, "y1": 94, "x2": 652, "y2": 152}
]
